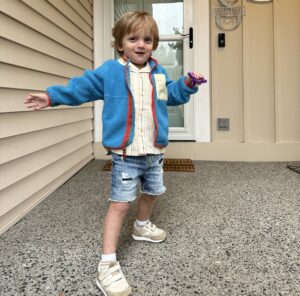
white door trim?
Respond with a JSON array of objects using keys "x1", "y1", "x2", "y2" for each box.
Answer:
[{"x1": 193, "y1": 0, "x2": 211, "y2": 142}]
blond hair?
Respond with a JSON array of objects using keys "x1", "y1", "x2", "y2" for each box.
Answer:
[{"x1": 112, "y1": 11, "x2": 159, "y2": 56}]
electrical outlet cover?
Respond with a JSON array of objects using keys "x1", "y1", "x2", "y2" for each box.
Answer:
[{"x1": 217, "y1": 118, "x2": 230, "y2": 131}]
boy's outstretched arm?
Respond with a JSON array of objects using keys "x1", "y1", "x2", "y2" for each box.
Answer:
[
  {"x1": 165, "y1": 71, "x2": 206, "y2": 106},
  {"x1": 24, "y1": 93, "x2": 50, "y2": 110}
]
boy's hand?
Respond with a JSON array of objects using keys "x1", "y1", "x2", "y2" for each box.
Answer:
[
  {"x1": 186, "y1": 72, "x2": 207, "y2": 87},
  {"x1": 24, "y1": 93, "x2": 50, "y2": 110}
]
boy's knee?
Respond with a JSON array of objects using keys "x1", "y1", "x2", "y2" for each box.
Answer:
[{"x1": 110, "y1": 201, "x2": 130, "y2": 215}]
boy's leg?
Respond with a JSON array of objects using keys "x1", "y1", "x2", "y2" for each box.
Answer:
[
  {"x1": 136, "y1": 193, "x2": 156, "y2": 221},
  {"x1": 133, "y1": 193, "x2": 166, "y2": 243},
  {"x1": 132, "y1": 154, "x2": 166, "y2": 243},
  {"x1": 102, "y1": 201, "x2": 130, "y2": 254},
  {"x1": 97, "y1": 201, "x2": 132, "y2": 296}
]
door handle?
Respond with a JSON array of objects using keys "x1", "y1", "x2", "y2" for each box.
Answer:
[
  {"x1": 189, "y1": 27, "x2": 193, "y2": 49},
  {"x1": 177, "y1": 27, "x2": 193, "y2": 49}
]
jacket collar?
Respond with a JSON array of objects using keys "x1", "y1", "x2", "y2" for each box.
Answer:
[{"x1": 119, "y1": 55, "x2": 158, "y2": 72}]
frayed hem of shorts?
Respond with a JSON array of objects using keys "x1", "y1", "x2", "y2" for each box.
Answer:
[
  {"x1": 108, "y1": 197, "x2": 136, "y2": 203},
  {"x1": 140, "y1": 187, "x2": 166, "y2": 196}
]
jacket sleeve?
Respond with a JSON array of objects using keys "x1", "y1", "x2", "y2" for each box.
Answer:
[
  {"x1": 46, "y1": 63, "x2": 106, "y2": 107},
  {"x1": 161, "y1": 67, "x2": 198, "y2": 106}
]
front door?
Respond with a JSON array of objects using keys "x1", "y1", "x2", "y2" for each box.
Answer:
[
  {"x1": 114, "y1": 0, "x2": 196, "y2": 140},
  {"x1": 93, "y1": 0, "x2": 210, "y2": 143}
]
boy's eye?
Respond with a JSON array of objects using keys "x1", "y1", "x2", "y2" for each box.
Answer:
[
  {"x1": 144, "y1": 37, "x2": 153, "y2": 44},
  {"x1": 128, "y1": 37, "x2": 136, "y2": 42}
]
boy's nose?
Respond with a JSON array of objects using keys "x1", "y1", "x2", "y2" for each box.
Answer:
[{"x1": 137, "y1": 39, "x2": 145, "y2": 47}]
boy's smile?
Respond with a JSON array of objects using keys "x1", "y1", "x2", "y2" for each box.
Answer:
[{"x1": 118, "y1": 28, "x2": 154, "y2": 69}]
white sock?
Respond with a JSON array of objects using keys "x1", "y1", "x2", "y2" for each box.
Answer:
[
  {"x1": 101, "y1": 253, "x2": 116, "y2": 263},
  {"x1": 135, "y1": 219, "x2": 149, "y2": 227}
]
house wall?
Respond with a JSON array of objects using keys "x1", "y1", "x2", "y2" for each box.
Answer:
[
  {"x1": 163, "y1": 0, "x2": 300, "y2": 161},
  {"x1": 0, "y1": 0, "x2": 94, "y2": 234},
  {"x1": 211, "y1": 0, "x2": 300, "y2": 144},
  {"x1": 94, "y1": 0, "x2": 300, "y2": 161}
]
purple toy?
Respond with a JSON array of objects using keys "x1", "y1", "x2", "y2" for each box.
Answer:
[{"x1": 188, "y1": 72, "x2": 207, "y2": 85}]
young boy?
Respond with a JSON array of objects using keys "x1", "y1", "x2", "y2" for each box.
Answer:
[{"x1": 24, "y1": 11, "x2": 205, "y2": 296}]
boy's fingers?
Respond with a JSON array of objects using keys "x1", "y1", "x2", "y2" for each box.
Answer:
[
  {"x1": 24, "y1": 99, "x2": 34, "y2": 104},
  {"x1": 24, "y1": 93, "x2": 47, "y2": 111},
  {"x1": 25, "y1": 102, "x2": 38, "y2": 108},
  {"x1": 25, "y1": 94, "x2": 40, "y2": 101},
  {"x1": 24, "y1": 97, "x2": 36, "y2": 104},
  {"x1": 24, "y1": 96, "x2": 33, "y2": 103}
]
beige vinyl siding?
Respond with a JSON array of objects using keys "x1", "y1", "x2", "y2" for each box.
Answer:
[{"x1": 0, "y1": 0, "x2": 95, "y2": 234}]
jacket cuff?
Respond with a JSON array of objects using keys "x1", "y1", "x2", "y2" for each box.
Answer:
[
  {"x1": 182, "y1": 77, "x2": 198, "y2": 94},
  {"x1": 184, "y1": 78, "x2": 195, "y2": 89}
]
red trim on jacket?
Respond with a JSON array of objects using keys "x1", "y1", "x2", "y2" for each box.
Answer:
[
  {"x1": 149, "y1": 56, "x2": 159, "y2": 65},
  {"x1": 120, "y1": 64, "x2": 133, "y2": 149},
  {"x1": 120, "y1": 91, "x2": 133, "y2": 148},
  {"x1": 118, "y1": 56, "x2": 165, "y2": 150},
  {"x1": 184, "y1": 79, "x2": 194, "y2": 89},
  {"x1": 148, "y1": 70, "x2": 164, "y2": 148}
]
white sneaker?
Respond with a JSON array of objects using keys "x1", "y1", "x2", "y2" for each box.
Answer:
[
  {"x1": 96, "y1": 261, "x2": 132, "y2": 296},
  {"x1": 132, "y1": 221, "x2": 166, "y2": 243}
]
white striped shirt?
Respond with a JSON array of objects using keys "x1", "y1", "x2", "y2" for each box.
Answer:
[{"x1": 111, "y1": 59, "x2": 166, "y2": 156}]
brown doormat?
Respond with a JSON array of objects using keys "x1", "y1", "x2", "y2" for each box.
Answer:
[{"x1": 103, "y1": 158, "x2": 195, "y2": 172}]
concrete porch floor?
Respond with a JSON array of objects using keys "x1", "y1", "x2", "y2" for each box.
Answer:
[{"x1": 1, "y1": 160, "x2": 300, "y2": 296}]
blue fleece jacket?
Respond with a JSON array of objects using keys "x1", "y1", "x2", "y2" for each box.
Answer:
[{"x1": 47, "y1": 58, "x2": 198, "y2": 150}]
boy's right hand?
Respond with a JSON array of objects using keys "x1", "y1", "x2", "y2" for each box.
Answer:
[{"x1": 24, "y1": 93, "x2": 50, "y2": 110}]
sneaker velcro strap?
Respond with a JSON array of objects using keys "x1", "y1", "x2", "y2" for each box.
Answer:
[
  {"x1": 99, "y1": 263, "x2": 124, "y2": 287},
  {"x1": 102, "y1": 273, "x2": 123, "y2": 287}
]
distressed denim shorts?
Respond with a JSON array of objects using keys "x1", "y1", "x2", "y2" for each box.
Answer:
[{"x1": 110, "y1": 153, "x2": 166, "y2": 202}]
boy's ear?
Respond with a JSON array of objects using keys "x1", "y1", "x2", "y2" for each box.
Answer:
[{"x1": 117, "y1": 43, "x2": 123, "y2": 52}]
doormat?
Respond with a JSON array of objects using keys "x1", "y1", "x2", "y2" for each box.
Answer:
[
  {"x1": 287, "y1": 164, "x2": 300, "y2": 174},
  {"x1": 103, "y1": 158, "x2": 195, "y2": 172}
]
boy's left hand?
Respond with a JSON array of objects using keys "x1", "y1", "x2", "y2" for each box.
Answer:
[{"x1": 186, "y1": 72, "x2": 207, "y2": 86}]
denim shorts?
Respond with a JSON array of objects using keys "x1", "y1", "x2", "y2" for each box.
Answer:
[{"x1": 110, "y1": 153, "x2": 166, "y2": 202}]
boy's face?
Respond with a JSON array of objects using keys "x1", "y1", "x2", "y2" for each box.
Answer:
[{"x1": 118, "y1": 27, "x2": 154, "y2": 69}]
